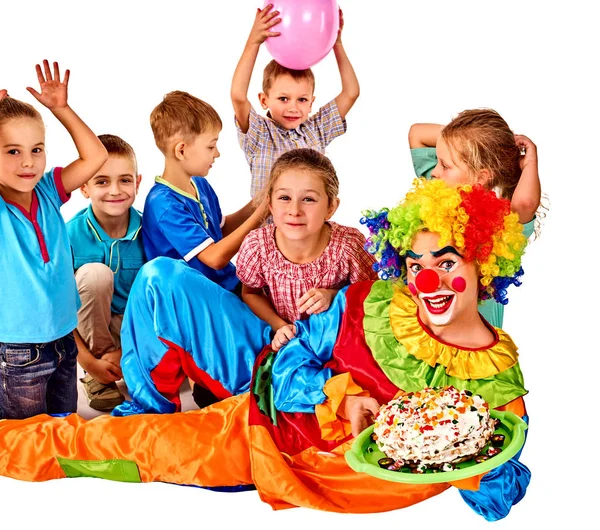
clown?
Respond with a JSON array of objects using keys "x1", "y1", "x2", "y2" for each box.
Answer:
[{"x1": 0, "y1": 179, "x2": 530, "y2": 521}]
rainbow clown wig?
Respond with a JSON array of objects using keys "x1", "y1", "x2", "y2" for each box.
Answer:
[{"x1": 361, "y1": 178, "x2": 527, "y2": 305}]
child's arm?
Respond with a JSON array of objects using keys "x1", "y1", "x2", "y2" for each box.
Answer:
[
  {"x1": 231, "y1": 4, "x2": 281, "y2": 133},
  {"x1": 242, "y1": 285, "x2": 295, "y2": 352},
  {"x1": 26, "y1": 60, "x2": 107, "y2": 194},
  {"x1": 332, "y1": 9, "x2": 360, "y2": 120},
  {"x1": 511, "y1": 134, "x2": 541, "y2": 224},
  {"x1": 408, "y1": 123, "x2": 444, "y2": 148},
  {"x1": 242, "y1": 284, "x2": 288, "y2": 331},
  {"x1": 74, "y1": 329, "x2": 122, "y2": 385},
  {"x1": 221, "y1": 199, "x2": 260, "y2": 236},
  {"x1": 196, "y1": 200, "x2": 268, "y2": 269}
]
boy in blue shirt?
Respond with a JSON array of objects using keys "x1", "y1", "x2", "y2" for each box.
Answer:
[
  {"x1": 136, "y1": 90, "x2": 267, "y2": 409},
  {"x1": 67, "y1": 134, "x2": 145, "y2": 411}
]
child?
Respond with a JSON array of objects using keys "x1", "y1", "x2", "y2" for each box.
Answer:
[
  {"x1": 142, "y1": 90, "x2": 267, "y2": 292},
  {"x1": 236, "y1": 148, "x2": 377, "y2": 351},
  {"x1": 139, "y1": 90, "x2": 268, "y2": 409},
  {"x1": 408, "y1": 109, "x2": 541, "y2": 226},
  {"x1": 407, "y1": 109, "x2": 542, "y2": 327},
  {"x1": 67, "y1": 134, "x2": 145, "y2": 412},
  {"x1": 0, "y1": 61, "x2": 107, "y2": 419},
  {"x1": 231, "y1": 4, "x2": 359, "y2": 198}
]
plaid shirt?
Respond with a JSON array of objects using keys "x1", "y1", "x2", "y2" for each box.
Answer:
[
  {"x1": 236, "y1": 222, "x2": 377, "y2": 324},
  {"x1": 236, "y1": 99, "x2": 347, "y2": 198}
]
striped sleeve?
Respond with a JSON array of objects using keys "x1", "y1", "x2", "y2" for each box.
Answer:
[{"x1": 309, "y1": 99, "x2": 347, "y2": 147}]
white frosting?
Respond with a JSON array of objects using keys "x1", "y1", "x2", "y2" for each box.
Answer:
[{"x1": 373, "y1": 386, "x2": 496, "y2": 467}]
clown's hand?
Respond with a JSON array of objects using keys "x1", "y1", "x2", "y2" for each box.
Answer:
[{"x1": 340, "y1": 395, "x2": 380, "y2": 438}]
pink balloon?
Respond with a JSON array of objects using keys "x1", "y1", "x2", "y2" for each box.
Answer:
[{"x1": 264, "y1": 0, "x2": 340, "y2": 70}]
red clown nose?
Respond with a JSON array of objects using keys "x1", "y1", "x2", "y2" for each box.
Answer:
[{"x1": 415, "y1": 269, "x2": 440, "y2": 294}]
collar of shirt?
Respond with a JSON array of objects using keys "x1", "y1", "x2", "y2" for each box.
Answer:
[
  {"x1": 265, "y1": 110, "x2": 307, "y2": 138},
  {"x1": 84, "y1": 204, "x2": 142, "y2": 242},
  {"x1": 154, "y1": 175, "x2": 209, "y2": 228}
]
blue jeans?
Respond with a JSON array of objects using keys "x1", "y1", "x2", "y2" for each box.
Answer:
[{"x1": 0, "y1": 332, "x2": 78, "y2": 419}]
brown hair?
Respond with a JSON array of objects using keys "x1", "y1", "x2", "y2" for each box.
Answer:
[
  {"x1": 261, "y1": 148, "x2": 338, "y2": 205},
  {"x1": 98, "y1": 134, "x2": 136, "y2": 165},
  {"x1": 441, "y1": 108, "x2": 521, "y2": 200},
  {"x1": 262, "y1": 60, "x2": 315, "y2": 94},
  {"x1": 150, "y1": 90, "x2": 222, "y2": 153},
  {"x1": 0, "y1": 97, "x2": 43, "y2": 132}
]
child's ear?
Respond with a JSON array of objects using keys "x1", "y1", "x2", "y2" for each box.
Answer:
[
  {"x1": 475, "y1": 169, "x2": 492, "y2": 187},
  {"x1": 174, "y1": 141, "x2": 186, "y2": 161},
  {"x1": 258, "y1": 92, "x2": 269, "y2": 110},
  {"x1": 80, "y1": 183, "x2": 90, "y2": 199},
  {"x1": 309, "y1": 95, "x2": 315, "y2": 111},
  {"x1": 326, "y1": 197, "x2": 340, "y2": 220},
  {"x1": 135, "y1": 174, "x2": 142, "y2": 193}
]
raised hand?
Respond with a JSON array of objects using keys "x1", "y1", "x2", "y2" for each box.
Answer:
[
  {"x1": 26, "y1": 59, "x2": 70, "y2": 111},
  {"x1": 335, "y1": 8, "x2": 344, "y2": 45},
  {"x1": 515, "y1": 134, "x2": 538, "y2": 171},
  {"x1": 248, "y1": 3, "x2": 281, "y2": 45},
  {"x1": 0, "y1": 89, "x2": 7, "y2": 102}
]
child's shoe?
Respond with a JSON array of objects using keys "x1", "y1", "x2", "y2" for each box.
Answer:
[{"x1": 80, "y1": 374, "x2": 125, "y2": 412}]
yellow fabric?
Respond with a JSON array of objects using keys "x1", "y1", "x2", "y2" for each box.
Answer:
[
  {"x1": 314, "y1": 373, "x2": 369, "y2": 441},
  {"x1": 389, "y1": 287, "x2": 519, "y2": 379}
]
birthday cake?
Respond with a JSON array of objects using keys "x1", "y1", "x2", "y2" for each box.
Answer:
[{"x1": 373, "y1": 386, "x2": 498, "y2": 471}]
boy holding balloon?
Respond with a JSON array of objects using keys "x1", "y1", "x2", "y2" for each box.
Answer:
[{"x1": 231, "y1": 2, "x2": 359, "y2": 199}]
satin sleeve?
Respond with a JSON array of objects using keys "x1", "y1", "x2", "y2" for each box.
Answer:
[{"x1": 271, "y1": 287, "x2": 348, "y2": 413}]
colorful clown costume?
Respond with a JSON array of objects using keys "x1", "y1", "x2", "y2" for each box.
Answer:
[{"x1": 0, "y1": 257, "x2": 529, "y2": 520}]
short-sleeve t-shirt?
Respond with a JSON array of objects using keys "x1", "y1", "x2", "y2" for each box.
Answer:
[
  {"x1": 67, "y1": 206, "x2": 146, "y2": 314},
  {"x1": 236, "y1": 222, "x2": 377, "y2": 323},
  {"x1": 0, "y1": 167, "x2": 80, "y2": 343},
  {"x1": 142, "y1": 176, "x2": 238, "y2": 292},
  {"x1": 410, "y1": 147, "x2": 535, "y2": 328},
  {"x1": 236, "y1": 100, "x2": 347, "y2": 198}
]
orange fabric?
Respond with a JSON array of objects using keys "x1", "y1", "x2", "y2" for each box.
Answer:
[
  {"x1": 0, "y1": 392, "x2": 449, "y2": 512},
  {"x1": 249, "y1": 425, "x2": 449, "y2": 512},
  {"x1": 314, "y1": 373, "x2": 369, "y2": 442},
  {"x1": 0, "y1": 394, "x2": 252, "y2": 487},
  {"x1": 496, "y1": 396, "x2": 527, "y2": 417}
]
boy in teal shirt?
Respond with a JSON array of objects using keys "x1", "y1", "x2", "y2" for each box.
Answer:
[{"x1": 67, "y1": 134, "x2": 145, "y2": 411}]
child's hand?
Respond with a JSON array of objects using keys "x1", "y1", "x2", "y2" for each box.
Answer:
[
  {"x1": 87, "y1": 358, "x2": 122, "y2": 385},
  {"x1": 26, "y1": 59, "x2": 70, "y2": 111},
  {"x1": 297, "y1": 288, "x2": 336, "y2": 315},
  {"x1": 515, "y1": 134, "x2": 538, "y2": 171},
  {"x1": 340, "y1": 395, "x2": 380, "y2": 438},
  {"x1": 248, "y1": 4, "x2": 281, "y2": 45},
  {"x1": 335, "y1": 8, "x2": 344, "y2": 45},
  {"x1": 0, "y1": 89, "x2": 7, "y2": 102},
  {"x1": 272, "y1": 323, "x2": 297, "y2": 352},
  {"x1": 101, "y1": 349, "x2": 123, "y2": 378}
]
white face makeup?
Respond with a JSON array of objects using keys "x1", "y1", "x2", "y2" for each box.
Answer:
[{"x1": 405, "y1": 231, "x2": 478, "y2": 328}]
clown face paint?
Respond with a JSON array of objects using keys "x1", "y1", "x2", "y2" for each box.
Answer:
[{"x1": 405, "y1": 231, "x2": 479, "y2": 328}]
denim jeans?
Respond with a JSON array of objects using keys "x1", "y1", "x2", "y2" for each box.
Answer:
[{"x1": 0, "y1": 332, "x2": 78, "y2": 419}]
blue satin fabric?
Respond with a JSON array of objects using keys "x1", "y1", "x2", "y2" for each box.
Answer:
[
  {"x1": 271, "y1": 288, "x2": 347, "y2": 413},
  {"x1": 459, "y1": 414, "x2": 531, "y2": 521},
  {"x1": 115, "y1": 257, "x2": 272, "y2": 415}
]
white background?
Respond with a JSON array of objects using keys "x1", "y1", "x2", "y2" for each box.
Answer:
[{"x1": 1, "y1": 0, "x2": 597, "y2": 528}]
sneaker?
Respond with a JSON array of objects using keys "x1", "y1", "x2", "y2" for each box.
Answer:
[{"x1": 80, "y1": 374, "x2": 125, "y2": 412}]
